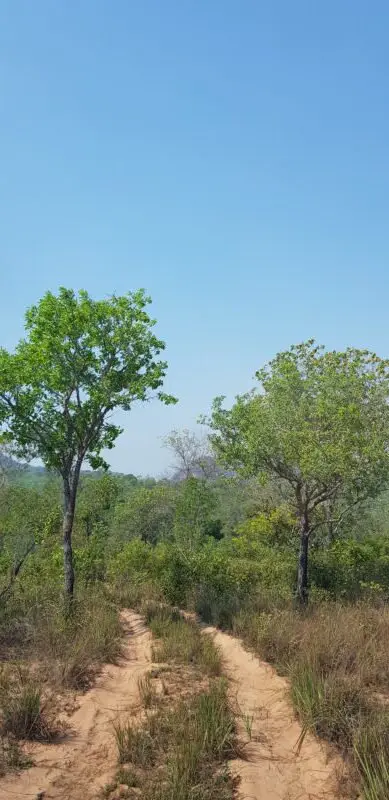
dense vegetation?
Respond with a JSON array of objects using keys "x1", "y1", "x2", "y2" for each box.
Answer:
[{"x1": 2, "y1": 289, "x2": 389, "y2": 797}]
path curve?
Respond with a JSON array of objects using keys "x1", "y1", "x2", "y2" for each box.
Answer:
[
  {"x1": 207, "y1": 625, "x2": 344, "y2": 800},
  {"x1": 0, "y1": 610, "x2": 151, "y2": 800}
]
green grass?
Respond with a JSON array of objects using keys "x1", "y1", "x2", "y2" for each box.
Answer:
[
  {"x1": 146, "y1": 605, "x2": 222, "y2": 677},
  {"x1": 138, "y1": 672, "x2": 157, "y2": 708},
  {"x1": 112, "y1": 680, "x2": 236, "y2": 800},
  {"x1": 354, "y1": 713, "x2": 389, "y2": 800},
  {"x1": 114, "y1": 721, "x2": 156, "y2": 767},
  {"x1": 290, "y1": 662, "x2": 368, "y2": 750}
]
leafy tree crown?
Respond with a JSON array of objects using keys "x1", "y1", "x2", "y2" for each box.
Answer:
[{"x1": 0, "y1": 287, "x2": 176, "y2": 475}]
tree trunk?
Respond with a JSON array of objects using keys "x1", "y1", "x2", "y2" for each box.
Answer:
[
  {"x1": 63, "y1": 484, "x2": 76, "y2": 598},
  {"x1": 62, "y1": 463, "x2": 82, "y2": 599},
  {"x1": 296, "y1": 512, "x2": 310, "y2": 606}
]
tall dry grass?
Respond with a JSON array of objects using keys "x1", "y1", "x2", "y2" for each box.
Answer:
[
  {"x1": 234, "y1": 602, "x2": 389, "y2": 799},
  {"x1": 0, "y1": 587, "x2": 122, "y2": 775},
  {"x1": 31, "y1": 590, "x2": 122, "y2": 688}
]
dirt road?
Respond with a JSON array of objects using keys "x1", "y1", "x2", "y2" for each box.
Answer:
[
  {"x1": 208, "y1": 625, "x2": 343, "y2": 800},
  {"x1": 0, "y1": 611, "x2": 151, "y2": 800},
  {"x1": 0, "y1": 612, "x2": 347, "y2": 800}
]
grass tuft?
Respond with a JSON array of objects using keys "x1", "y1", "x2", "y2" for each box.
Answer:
[
  {"x1": 354, "y1": 712, "x2": 389, "y2": 800},
  {"x1": 0, "y1": 735, "x2": 31, "y2": 776},
  {"x1": 113, "y1": 680, "x2": 236, "y2": 800},
  {"x1": 114, "y1": 721, "x2": 156, "y2": 767},
  {"x1": 138, "y1": 672, "x2": 156, "y2": 708},
  {"x1": 34, "y1": 591, "x2": 122, "y2": 689},
  {"x1": 0, "y1": 665, "x2": 56, "y2": 741}
]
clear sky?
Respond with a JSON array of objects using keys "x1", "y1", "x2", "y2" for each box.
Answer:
[{"x1": 1, "y1": 1, "x2": 389, "y2": 476}]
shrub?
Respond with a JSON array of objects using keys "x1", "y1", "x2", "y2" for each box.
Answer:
[{"x1": 311, "y1": 536, "x2": 389, "y2": 600}]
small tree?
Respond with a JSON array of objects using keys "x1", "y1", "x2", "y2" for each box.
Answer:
[
  {"x1": 0, "y1": 287, "x2": 176, "y2": 598},
  {"x1": 206, "y1": 341, "x2": 389, "y2": 604}
]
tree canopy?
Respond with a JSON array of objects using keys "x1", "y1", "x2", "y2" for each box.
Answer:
[{"x1": 206, "y1": 340, "x2": 389, "y2": 602}]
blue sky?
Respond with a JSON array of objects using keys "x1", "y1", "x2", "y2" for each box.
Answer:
[{"x1": 1, "y1": 1, "x2": 389, "y2": 475}]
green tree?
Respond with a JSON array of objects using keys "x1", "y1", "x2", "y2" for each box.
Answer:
[
  {"x1": 77, "y1": 473, "x2": 120, "y2": 538},
  {"x1": 0, "y1": 483, "x2": 61, "y2": 602},
  {"x1": 206, "y1": 341, "x2": 389, "y2": 604},
  {"x1": 112, "y1": 484, "x2": 177, "y2": 545},
  {"x1": 0, "y1": 287, "x2": 176, "y2": 598},
  {"x1": 174, "y1": 477, "x2": 221, "y2": 548}
]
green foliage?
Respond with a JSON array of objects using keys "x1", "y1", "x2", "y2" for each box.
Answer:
[
  {"x1": 234, "y1": 506, "x2": 297, "y2": 549},
  {"x1": 206, "y1": 341, "x2": 389, "y2": 602},
  {"x1": 0, "y1": 287, "x2": 176, "y2": 595},
  {"x1": 311, "y1": 535, "x2": 389, "y2": 599},
  {"x1": 0, "y1": 483, "x2": 62, "y2": 599},
  {"x1": 113, "y1": 485, "x2": 177, "y2": 545},
  {"x1": 75, "y1": 526, "x2": 107, "y2": 583},
  {"x1": 174, "y1": 478, "x2": 221, "y2": 547},
  {"x1": 108, "y1": 538, "x2": 154, "y2": 587},
  {"x1": 76, "y1": 473, "x2": 120, "y2": 538},
  {"x1": 0, "y1": 287, "x2": 176, "y2": 471},
  {"x1": 208, "y1": 341, "x2": 389, "y2": 500}
]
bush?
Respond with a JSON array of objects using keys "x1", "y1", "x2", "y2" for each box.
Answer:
[{"x1": 311, "y1": 536, "x2": 389, "y2": 600}]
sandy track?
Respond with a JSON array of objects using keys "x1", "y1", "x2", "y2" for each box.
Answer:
[
  {"x1": 0, "y1": 610, "x2": 151, "y2": 800},
  {"x1": 207, "y1": 626, "x2": 343, "y2": 800},
  {"x1": 0, "y1": 611, "x2": 347, "y2": 800}
]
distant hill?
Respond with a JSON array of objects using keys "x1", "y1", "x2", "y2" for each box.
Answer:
[
  {"x1": 0, "y1": 453, "x2": 49, "y2": 487},
  {"x1": 0, "y1": 453, "x2": 149, "y2": 489}
]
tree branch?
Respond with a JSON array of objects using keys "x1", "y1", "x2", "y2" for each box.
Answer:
[{"x1": 309, "y1": 493, "x2": 370, "y2": 534}]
